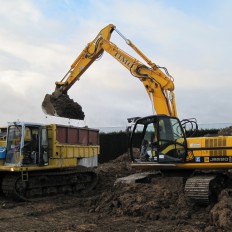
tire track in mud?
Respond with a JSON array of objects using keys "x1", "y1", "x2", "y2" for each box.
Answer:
[{"x1": 24, "y1": 201, "x2": 81, "y2": 217}]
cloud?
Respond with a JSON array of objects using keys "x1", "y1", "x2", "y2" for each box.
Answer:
[
  {"x1": 0, "y1": 0, "x2": 231, "y2": 129},
  {"x1": 0, "y1": 0, "x2": 41, "y2": 24}
]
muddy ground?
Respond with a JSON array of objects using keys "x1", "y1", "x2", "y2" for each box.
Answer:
[{"x1": 0, "y1": 153, "x2": 232, "y2": 232}]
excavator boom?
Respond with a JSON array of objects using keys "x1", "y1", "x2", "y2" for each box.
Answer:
[
  {"x1": 42, "y1": 24, "x2": 177, "y2": 120},
  {"x1": 42, "y1": 24, "x2": 115, "y2": 120}
]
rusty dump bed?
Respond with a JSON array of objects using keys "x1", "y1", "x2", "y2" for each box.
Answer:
[{"x1": 42, "y1": 93, "x2": 85, "y2": 120}]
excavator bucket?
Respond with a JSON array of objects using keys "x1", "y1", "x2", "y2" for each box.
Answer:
[{"x1": 42, "y1": 92, "x2": 85, "y2": 120}]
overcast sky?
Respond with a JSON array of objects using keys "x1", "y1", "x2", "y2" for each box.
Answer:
[{"x1": 0, "y1": 0, "x2": 232, "y2": 129}]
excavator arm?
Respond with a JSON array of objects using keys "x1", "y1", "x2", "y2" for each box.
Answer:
[
  {"x1": 42, "y1": 24, "x2": 177, "y2": 120},
  {"x1": 55, "y1": 24, "x2": 115, "y2": 92}
]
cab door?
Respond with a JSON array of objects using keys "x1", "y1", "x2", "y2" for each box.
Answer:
[
  {"x1": 157, "y1": 116, "x2": 187, "y2": 163},
  {"x1": 39, "y1": 126, "x2": 49, "y2": 166}
]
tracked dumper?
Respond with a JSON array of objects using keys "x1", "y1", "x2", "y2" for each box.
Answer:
[{"x1": 0, "y1": 121, "x2": 99, "y2": 201}]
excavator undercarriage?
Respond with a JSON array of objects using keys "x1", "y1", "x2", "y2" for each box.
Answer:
[{"x1": 184, "y1": 174, "x2": 224, "y2": 205}]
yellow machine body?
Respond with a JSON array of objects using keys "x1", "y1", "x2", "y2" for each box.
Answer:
[
  {"x1": 186, "y1": 136, "x2": 232, "y2": 161},
  {"x1": 0, "y1": 122, "x2": 99, "y2": 172}
]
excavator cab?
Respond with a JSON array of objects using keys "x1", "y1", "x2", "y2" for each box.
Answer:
[
  {"x1": 5, "y1": 122, "x2": 49, "y2": 166},
  {"x1": 129, "y1": 115, "x2": 187, "y2": 163}
]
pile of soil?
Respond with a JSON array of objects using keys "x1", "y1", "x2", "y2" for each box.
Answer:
[
  {"x1": 88, "y1": 153, "x2": 232, "y2": 231},
  {"x1": 209, "y1": 189, "x2": 232, "y2": 230},
  {"x1": 218, "y1": 126, "x2": 232, "y2": 136},
  {"x1": 42, "y1": 93, "x2": 85, "y2": 120},
  {"x1": 1, "y1": 153, "x2": 232, "y2": 231}
]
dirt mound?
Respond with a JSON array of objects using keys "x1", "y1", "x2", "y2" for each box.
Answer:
[
  {"x1": 218, "y1": 126, "x2": 232, "y2": 136},
  {"x1": 90, "y1": 176, "x2": 188, "y2": 219},
  {"x1": 42, "y1": 93, "x2": 85, "y2": 120},
  {"x1": 88, "y1": 152, "x2": 232, "y2": 231},
  {"x1": 209, "y1": 189, "x2": 232, "y2": 230},
  {"x1": 95, "y1": 153, "x2": 135, "y2": 191}
]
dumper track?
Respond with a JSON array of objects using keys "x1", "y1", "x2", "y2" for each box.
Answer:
[
  {"x1": 1, "y1": 166, "x2": 97, "y2": 201},
  {"x1": 184, "y1": 174, "x2": 224, "y2": 205}
]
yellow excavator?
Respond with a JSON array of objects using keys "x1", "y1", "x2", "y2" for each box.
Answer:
[
  {"x1": 42, "y1": 24, "x2": 176, "y2": 120},
  {"x1": 42, "y1": 24, "x2": 232, "y2": 205}
]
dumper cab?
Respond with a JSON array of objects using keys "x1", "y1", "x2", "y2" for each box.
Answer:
[
  {"x1": 5, "y1": 122, "x2": 48, "y2": 166},
  {"x1": 3, "y1": 121, "x2": 99, "y2": 169}
]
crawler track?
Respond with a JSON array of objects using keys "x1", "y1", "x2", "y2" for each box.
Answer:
[
  {"x1": 184, "y1": 175, "x2": 215, "y2": 205},
  {"x1": 184, "y1": 174, "x2": 225, "y2": 205},
  {"x1": 1, "y1": 166, "x2": 97, "y2": 201}
]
